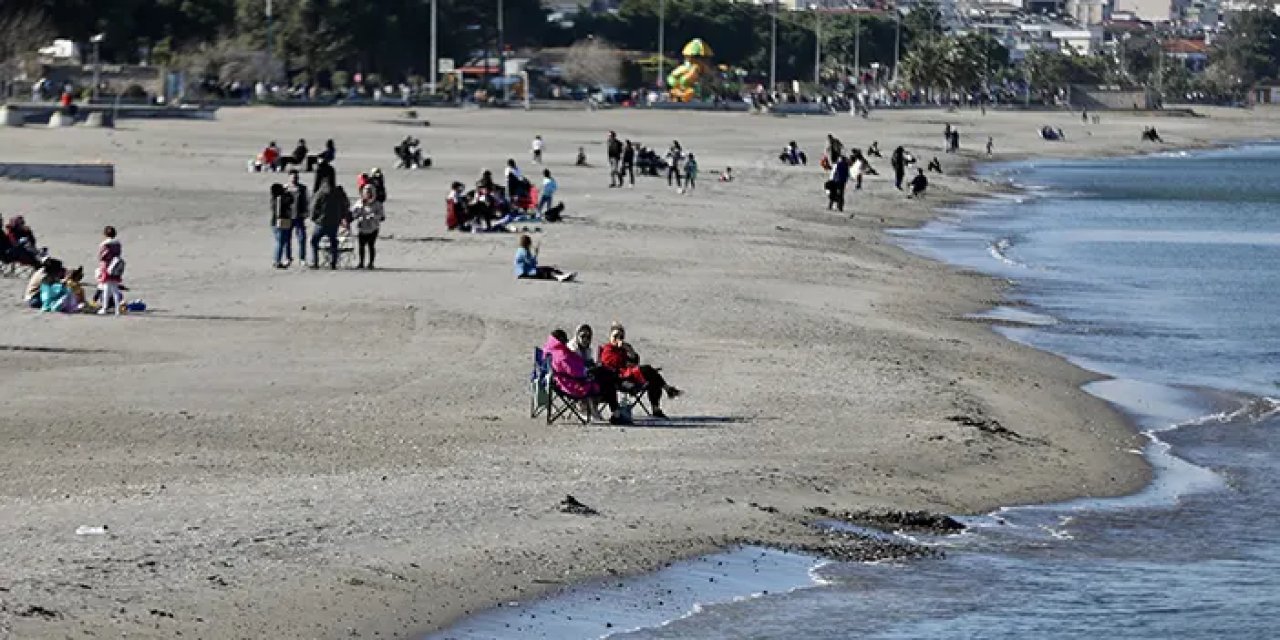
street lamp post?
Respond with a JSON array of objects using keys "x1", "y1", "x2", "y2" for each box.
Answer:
[
  {"x1": 429, "y1": 0, "x2": 438, "y2": 95},
  {"x1": 892, "y1": 3, "x2": 901, "y2": 83},
  {"x1": 90, "y1": 33, "x2": 104, "y2": 102},
  {"x1": 854, "y1": 11, "x2": 861, "y2": 86},
  {"x1": 498, "y1": 0, "x2": 507, "y2": 102},
  {"x1": 658, "y1": 0, "x2": 666, "y2": 87},
  {"x1": 770, "y1": 0, "x2": 777, "y2": 92},
  {"x1": 265, "y1": 0, "x2": 273, "y2": 83},
  {"x1": 814, "y1": 6, "x2": 821, "y2": 86}
]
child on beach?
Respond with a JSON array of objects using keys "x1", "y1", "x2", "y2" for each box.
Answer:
[
  {"x1": 531, "y1": 135, "x2": 544, "y2": 164},
  {"x1": 95, "y1": 226, "x2": 124, "y2": 316},
  {"x1": 539, "y1": 170, "x2": 558, "y2": 215},
  {"x1": 514, "y1": 235, "x2": 575, "y2": 282}
]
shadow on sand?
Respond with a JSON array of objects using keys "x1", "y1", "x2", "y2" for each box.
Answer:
[{"x1": 621, "y1": 415, "x2": 749, "y2": 430}]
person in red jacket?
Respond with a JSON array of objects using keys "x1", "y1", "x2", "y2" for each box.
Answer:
[{"x1": 598, "y1": 323, "x2": 682, "y2": 419}]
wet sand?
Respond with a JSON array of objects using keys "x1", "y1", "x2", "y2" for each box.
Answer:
[{"x1": 1, "y1": 105, "x2": 1277, "y2": 638}]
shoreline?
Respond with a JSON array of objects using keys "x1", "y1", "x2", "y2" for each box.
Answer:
[
  {"x1": 1, "y1": 107, "x2": 1278, "y2": 639},
  {"x1": 425, "y1": 122, "x2": 1280, "y2": 637}
]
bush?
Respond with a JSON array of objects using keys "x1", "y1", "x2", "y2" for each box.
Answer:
[
  {"x1": 332, "y1": 70, "x2": 350, "y2": 89},
  {"x1": 123, "y1": 84, "x2": 147, "y2": 100}
]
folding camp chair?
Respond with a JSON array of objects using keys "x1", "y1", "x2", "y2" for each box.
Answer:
[
  {"x1": 530, "y1": 347, "x2": 595, "y2": 425},
  {"x1": 617, "y1": 381, "x2": 651, "y2": 418},
  {"x1": 546, "y1": 370, "x2": 595, "y2": 425},
  {"x1": 529, "y1": 348, "x2": 550, "y2": 419}
]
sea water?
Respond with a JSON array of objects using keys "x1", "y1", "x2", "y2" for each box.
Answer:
[{"x1": 432, "y1": 145, "x2": 1280, "y2": 639}]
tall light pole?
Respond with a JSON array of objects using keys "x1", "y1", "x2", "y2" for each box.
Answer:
[
  {"x1": 769, "y1": 0, "x2": 777, "y2": 92},
  {"x1": 498, "y1": 0, "x2": 507, "y2": 102},
  {"x1": 813, "y1": 6, "x2": 821, "y2": 85},
  {"x1": 90, "y1": 33, "x2": 104, "y2": 102},
  {"x1": 658, "y1": 0, "x2": 666, "y2": 87},
  {"x1": 265, "y1": 0, "x2": 273, "y2": 83},
  {"x1": 892, "y1": 3, "x2": 901, "y2": 84},
  {"x1": 429, "y1": 0, "x2": 438, "y2": 94},
  {"x1": 854, "y1": 11, "x2": 861, "y2": 86}
]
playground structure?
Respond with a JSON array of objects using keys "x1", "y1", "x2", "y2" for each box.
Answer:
[{"x1": 667, "y1": 39, "x2": 714, "y2": 102}]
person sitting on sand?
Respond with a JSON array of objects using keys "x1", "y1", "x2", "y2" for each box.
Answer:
[
  {"x1": 4, "y1": 215, "x2": 41, "y2": 267},
  {"x1": 63, "y1": 266, "x2": 89, "y2": 312},
  {"x1": 909, "y1": 169, "x2": 929, "y2": 198},
  {"x1": 779, "y1": 141, "x2": 807, "y2": 166},
  {"x1": 39, "y1": 261, "x2": 72, "y2": 313},
  {"x1": 514, "y1": 235, "x2": 575, "y2": 282},
  {"x1": 446, "y1": 182, "x2": 467, "y2": 231},
  {"x1": 24, "y1": 257, "x2": 60, "y2": 308},
  {"x1": 719, "y1": 167, "x2": 735, "y2": 182},
  {"x1": 543, "y1": 328, "x2": 625, "y2": 425},
  {"x1": 576, "y1": 147, "x2": 588, "y2": 167},
  {"x1": 276, "y1": 139, "x2": 308, "y2": 171},
  {"x1": 252, "y1": 141, "x2": 280, "y2": 172},
  {"x1": 306, "y1": 139, "x2": 336, "y2": 172},
  {"x1": 598, "y1": 322, "x2": 683, "y2": 420},
  {"x1": 867, "y1": 141, "x2": 882, "y2": 158},
  {"x1": 927, "y1": 157, "x2": 943, "y2": 174}
]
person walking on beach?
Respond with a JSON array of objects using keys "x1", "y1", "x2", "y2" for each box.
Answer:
[
  {"x1": 309, "y1": 182, "x2": 348, "y2": 270},
  {"x1": 95, "y1": 226, "x2": 124, "y2": 316},
  {"x1": 824, "y1": 134, "x2": 844, "y2": 167},
  {"x1": 827, "y1": 155, "x2": 850, "y2": 212},
  {"x1": 538, "y1": 169, "x2": 558, "y2": 215},
  {"x1": 683, "y1": 154, "x2": 699, "y2": 193},
  {"x1": 351, "y1": 184, "x2": 385, "y2": 269},
  {"x1": 665, "y1": 141, "x2": 684, "y2": 189},
  {"x1": 620, "y1": 140, "x2": 636, "y2": 187},
  {"x1": 270, "y1": 183, "x2": 295, "y2": 268},
  {"x1": 606, "y1": 131, "x2": 623, "y2": 187},
  {"x1": 531, "y1": 135, "x2": 544, "y2": 164},
  {"x1": 891, "y1": 146, "x2": 909, "y2": 190},
  {"x1": 286, "y1": 170, "x2": 309, "y2": 265},
  {"x1": 986, "y1": 136, "x2": 994, "y2": 156}
]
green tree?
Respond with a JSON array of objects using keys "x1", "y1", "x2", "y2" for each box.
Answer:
[{"x1": 1208, "y1": 9, "x2": 1280, "y2": 94}]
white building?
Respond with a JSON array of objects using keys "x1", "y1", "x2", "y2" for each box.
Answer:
[{"x1": 1113, "y1": 0, "x2": 1176, "y2": 22}]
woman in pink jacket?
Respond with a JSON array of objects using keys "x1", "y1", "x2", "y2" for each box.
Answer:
[
  {"x1": 95, "y1": 226, "x2": 123, "y2": 316},
  {"x1": 542, "y1": 329, "x2": 625, "y2": 425}
]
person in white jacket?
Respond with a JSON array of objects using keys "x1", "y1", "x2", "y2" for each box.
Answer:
[{"x1": 351, "y1": 185, "x2": 385, "y2": 269}]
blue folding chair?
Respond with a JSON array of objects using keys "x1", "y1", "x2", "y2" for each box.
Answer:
[{"x1": 529, "y1": 348, "x2": 550, "y2": 419}]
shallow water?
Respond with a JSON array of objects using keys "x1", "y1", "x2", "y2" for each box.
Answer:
[{"x1": 432, "y1": 144, "x2": 1280, "y2": 639}]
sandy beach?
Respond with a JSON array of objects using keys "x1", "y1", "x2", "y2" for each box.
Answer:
[{"x1": 2, "y1": 104, "x2": 1277, "y2": 638}]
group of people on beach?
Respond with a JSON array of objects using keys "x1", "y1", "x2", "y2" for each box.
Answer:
[
  {"x1": 543, "y1": 323, "x2": 683, "y2": 425},
  {"x1": 5, "y1": 218, "x2": 132, "y2": 315},
  {"x1": 251, "y1": 138, "x2": 338, "y2": 174},
  {"x1": 268, "y1": 162, "x2": 387, "y2": 270},
  {"x1": 445, "y1": 159, "x2": 562, "y2": 233},
  {"x1": 814, "y1": 129, "x2": 954, "y2": 213},
  {"x1": 605, "y1": 132, "x2": 704, "y2": 192}
]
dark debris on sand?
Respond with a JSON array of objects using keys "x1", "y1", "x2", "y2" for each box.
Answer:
[
  {"x1": 741, "y1": 528, "x2": 940, "y2": 563},
  {"x1": 557, "y1": 495, "x2": 600, "y2": 516},
  {"x1": 808, "y1": 507, "x2": 966, "y2": 535}
]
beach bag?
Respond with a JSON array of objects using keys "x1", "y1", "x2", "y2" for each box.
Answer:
[
  {"x1": 545, "y1": 203, "x2": 564, "y2": 222},
  {"x1": 106, "y1": 256, "x2": 126, "y2": 279}
]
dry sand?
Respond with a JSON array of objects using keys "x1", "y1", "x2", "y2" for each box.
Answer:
[{"x1": 2, "y1": 104, "x2": 1278, "y2": 638}]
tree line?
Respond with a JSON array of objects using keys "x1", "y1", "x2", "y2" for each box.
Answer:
[{"x1": 2, "y1": 0, "x2": 1277, "y2": 99}]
